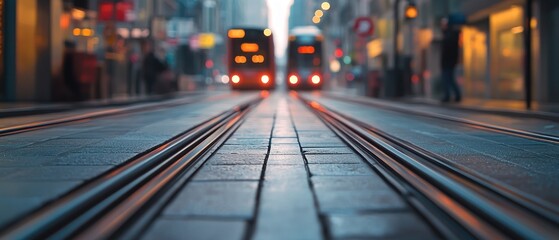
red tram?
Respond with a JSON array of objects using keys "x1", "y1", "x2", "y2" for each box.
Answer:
[
  {"x1": 227, "y1": 28, "x2": 276, "y2": 90},
  {"x1": 286, "y1": 26, "x2": 324, "y2": 90}
]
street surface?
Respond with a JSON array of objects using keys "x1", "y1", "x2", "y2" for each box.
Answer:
[{"x1": 0, "y1": 90, "x2": 557, "y2": 239}]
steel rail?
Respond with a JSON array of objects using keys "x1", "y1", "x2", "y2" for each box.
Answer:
[
  {"x1": 0, "y1": 97, "x2": 261, "y2": 239},
  {"x1": 323, "y1": 94, "x2": 559, "y2": 144},
  {"x1": 0, "y1": 93, "x2": 233, "y2": 137},
  {"x1": 300, "y1": 96, "x2": 559, "y2": 239}
]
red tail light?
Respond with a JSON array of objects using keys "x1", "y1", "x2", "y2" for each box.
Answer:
[
  {"x1": 289, "y1": 75, "x2": 299, "y2": 85},
  {"x1": 311, "y1": 75, "x2": 321, "y2": 84}
]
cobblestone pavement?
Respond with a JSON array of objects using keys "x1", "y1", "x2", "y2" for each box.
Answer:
[
  {"x1": 144, "y1": 94, "x2": 437, "y2": 239},
  {"x1": 4, "y1": 91, "x2": 556, "y2": 239},
  {"x1": 0, "y1": 92, "x2": 258, "y2": 227}
]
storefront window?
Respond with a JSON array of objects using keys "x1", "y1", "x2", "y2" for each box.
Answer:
[
  {"x1": 462, "y1": 25, "x2": 488, "y2": 98},
  {"x1": 489, "y1": 6, "x2": 524, "y2": 100},
  {"x1": 495, "y1": 27, "x2": 524, "y2": 99}
]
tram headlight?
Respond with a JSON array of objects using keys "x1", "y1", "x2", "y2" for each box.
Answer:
[
  {"x1": 261, "y1": 75, "x2": 270, "y2": 84},
  {"x1": 311, "y1": 75, "x2": 321, "y2": 84},
  {"x1": 231, "y1": 75, "x2": 240, "y2": 84},
  {"x1": 289, "y1": 75, "x2": 299, "y2": 85}
]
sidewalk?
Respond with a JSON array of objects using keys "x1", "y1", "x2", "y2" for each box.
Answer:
[
  {"x1": 403, "y1": 97, "x2": 559, "y2": 119},
  {"x1": 0, "y1": 91, "x2": 208, "y2": 118}
]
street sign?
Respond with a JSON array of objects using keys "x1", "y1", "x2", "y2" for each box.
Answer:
[{"x1": 353, "y1": 17, "x2": 374, "y2": 37}]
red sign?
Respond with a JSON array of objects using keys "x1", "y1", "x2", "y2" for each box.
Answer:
[
  {"x1": 353, "y1": 17, "x2": 374, "y2": 37},
  {"x1": 98, "y1": 1, "x2": 134, "y2": 22}
]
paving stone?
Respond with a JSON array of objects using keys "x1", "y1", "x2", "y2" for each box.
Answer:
[
  {"x1": 271, "y1": 138, "x2": 298, "y2": 144},
  {"x1": 303, "y1": 147, "x2": 354, "y2": 154},
  {"x1": 216, "y1": 145, "x2": 269, "y2": 155},
  {"x1": 266, "y1": 155, "x2": 305, "y2": 165},
  {"x1": 305, "y1": 154, "x2": 363, "y2": 164},
  {"x1": 254, "y1": 181, "x2": 322, "y2": 240},
  {"x1": 327, "y1": 212, "x2": 437, "y2": 239},
  {"x1": 193, "y1": 165, "x2": 263, "y2": 181},
  {"x1": 2, "y1": 166, "x2": 113, "y2": 181},
  {"x1": 206, "y1": 154, "x2": 265, "y2": 165},
  {"x1": 314, "y1": 189, "x2": 407, "y2": 213},
  {"x1": 163, "y1": 181, "x2": 258, "y2": 218},
  {"x1": 143, "y1": 218, "x2": 246, "y2": 240},
  {"x1": 298, "y1": 137, "x2": 344, "y2": 145},
  {"x1": 311, "y1": 176, "x2": 393, "y2": 192},
  {"x1": 264, "y1": 165, "x2": 308, "y2": 180},
  {"x1": 269, "y1": 144, "x2": 301, "y2": 154},
  {"x1": 224, "y1": 138, "x2": 270, "y2": 146},
  {"x1": 308, "y1": 164, "x2": 374, "y2": 176}
]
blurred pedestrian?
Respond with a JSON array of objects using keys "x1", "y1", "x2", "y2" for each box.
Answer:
[
  {"x1": 141, "y1": 40, "x2": 168, "y2": 95},
  {"x1": 440, "y1": 17, "x2": 461, "y2": 103},
  {"x1": 63, "y1": 41, "x2": 82, "y2": 101}
]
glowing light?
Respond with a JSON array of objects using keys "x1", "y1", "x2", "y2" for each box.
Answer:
[
  {"x1": 82, "y1": 28, "x2": 93, "y2": 37},
  {"x1": 511, "y1": 26, "x2": 524, "y2": 34},
  {"x1": 298, "y1": 46, "x2": 315, "y2": 54},
  {"x1": 231, "y1": 75, "x2": 240, "y2": 84},
  {"x1": 199, "y1": 33, "x2": 215, "y2": 49},
  {"x1": 228, "y1": 29, "x2": 245, "y2": 38},
  {"x1": 261, "y1": 75, "x2": 270, "y2": 84},
  {"x1": 252, "y1": 55, "x2": 265, "y2": 63},
  {"x1": 311, "y1": 75, "x2": 321, "y2": 84},
  {"x1": 343, "y1": 56, "x2": 351, "y2": 64},
  {"x1": 315, "y1": 10, "x2": 324, "y2": 18},
  {"x1": 221, "y1": 75, "x2": 230, "y2": 84},
  {"x1": 312, "y1": 16, "x2": 321, "y2": 24},
  {"x1": 205, "y1": 59, "x2": 214, "y2": 68},
  {"x1": 321, "y1": 2, "x2": 331, "y2": 11},
  {"x1": 263, "y1": 28, "x2": 272, "y2": 37},
  {"x1": 531, "y1": 18, "x2": 538, "y2": 28},
  {"x1": 241, "y1": 43, "x2": 259, "y2": 52},
  {"x1": 289, "y1": 75, "x2": 299, "y2": 85},
  {"x1": 235, "y1": 56, "x2": 247, "y2": 64},
  {"x1": 71, "y1": 8, "x2": 86, "y2": 20},
  {"x1": 367, "y1": 39, "x2": 383, "y2": 58},
  {"x1": 330, "y1": 60, "x2": 340, "y2": 73},
  {"x1": 405, "y1": 5, "x2": 418, "y2": 19},
  {"x1": 73, "y1": 28, "x2": 81, "y2": 36},
  {"x1": 310, "y1": 101, "x2": 322, "y2": 109},
  {"x1": 334, "y1": 48, "x2": 343, "y2": 58}
]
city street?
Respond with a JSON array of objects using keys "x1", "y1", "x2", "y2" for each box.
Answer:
[
  {"x1": 2, "y1": 0, "x2": 559, "y2": 239},
  {"x1": 0, "y1": 90, "x2": 558, "y2": 239}
]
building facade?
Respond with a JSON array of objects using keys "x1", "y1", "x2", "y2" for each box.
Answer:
[{"x1": 319, "y1": 0, "x2": 559, "y2": 105}]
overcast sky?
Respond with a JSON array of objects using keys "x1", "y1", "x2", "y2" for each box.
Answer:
[{"x1": 266, "y1": 0, "x2": 293, "y2": 58}]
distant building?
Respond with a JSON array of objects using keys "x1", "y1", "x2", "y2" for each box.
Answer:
[{"x1": 222, "y1": 0, "x2": 268, "y2": 29}]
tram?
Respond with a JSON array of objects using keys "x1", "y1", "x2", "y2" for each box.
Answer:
[
  {"x1": 227, "y1": 28, "x2": 276, "y2": 90},
  {"x1": 286, "y1": 26, "x2": 324, "y2": 90}
]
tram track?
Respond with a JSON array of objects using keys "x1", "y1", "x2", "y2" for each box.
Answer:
[
  {"x1": 0, "y1": 93, "x2": 233, "y2": 137},
  {"x1": 0, "y1": 97, "x2": 262, "y2": 239},
  {"x1": 322, "y1": 94, "x2": 559, "y2": 144},
  {"x1": 299, "y1": 95, "x2": 559, "y2": 239}
]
